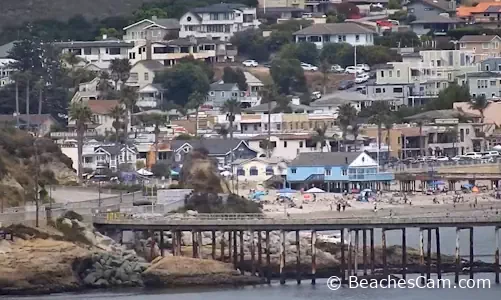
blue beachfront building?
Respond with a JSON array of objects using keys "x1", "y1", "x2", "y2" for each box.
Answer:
[{"x1": 286, "y1": 152, "x2": 394, "y2": 192}]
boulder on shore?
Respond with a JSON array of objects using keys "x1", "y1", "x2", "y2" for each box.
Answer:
[{"x1": 142, "y1": 256, "x2": 261, "y2": 287}]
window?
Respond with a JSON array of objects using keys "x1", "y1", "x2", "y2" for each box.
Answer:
[
  {"x1": 108, "y1": 47, "x2": 121, "y2": 55},
  {"x1": 491, "y1": 80, "x2": 496, "y2": 86},
  {"x1": 249, "y1": 167, "x2": 258, "y2": 176},
  {"x1": 84, "y1": 48, "x2": 91, "y2": 55},
  {"x1": 466, "y1": 129, "x2": 470, "y2": 134},
  {"x1": 483, "y1": 43, "x2": 490, "y2": 49},
  {"x1": 209, "y1": 91, "x2": 215, "y2": 96},
  {"x1": 129, "y1": 52, "x2": 136, "y2": 59},
  {"x1": 237, "y1": 167, "x2": 245, "y2": 176},
  {"x1": 187, "y1": 16, "x2": 192, "y2": 22},
  {"x1": 283, "y1": 141, "x2": 287, "y2": 148},
  {"x1": 144, "y1": 72, "x2": 149, "y2": 81},
  {"x1": 397, "y1": 70, "x2": 400, "y2": 77},
  {"x1": 276, "y1": 124, "x2": 281, "y2": 130},
  {"x1": 325, "y1": 168, "x2": 331, "y2": 176},
  {"x1": 265, "y1": 166, "x2": 274, "y2": 175},
  {"x1": 355, "y1": 35, "x2": 360, "y2": 42},
  {"x1": 375, "y1": 88, "x2": 382, "y2": 93},
  {"x1": 299, "y1": 141, "x2": 303, "y2": 148},
  {"x1": 264, "y1": 124, "x2": 268, "y2": 131},
  {"x1": 389, "y1": 70, "x2": 393, "y2": 77},
  {"x1": 380, "y1": 71, "x2": 384, "y2": 78},
  {"x1": 253, "y1": 124, "x2": 258, "y2": 131},
  {"x1": 221, "y1": 92, "x2": 225, "y2": 97},
  {"x1": 291, "y1": 168, "x2": 297, "y2": 174},
  {"x1": 393, "y1": 87, "x2": 403, "y2": 93},
  {"x1": 342, "y1": 169, "x2": 347, "y2": 176},
  {"x1": 437, "y1": 60, "x2": 441, "y2": 67}
]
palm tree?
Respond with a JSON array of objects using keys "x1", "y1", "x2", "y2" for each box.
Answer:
[
  {"x1": 69, "y1": 102, "x2": 93, "y2": 181},
  {"x1": 369, "y1": 112, "x2": 387, "y2": 158},
  {"x1": 337, "y1": 103, "x2": 357, "y2": 152},
  {"x1": 187, "y1": 91, "x2": 206, "y2": 137},
  {"x1": 119, "y1": 86, "x2": 138, "y2": 164},
  {"x1": 312, "y1": 125, "x2": 329, "y2": 152},
  {"x1": 145, "y1": 113, "x2": 169, "y2": 164},
  {"x1": 10, "y1": 71, "x2": 22, "y2": 128},
  {"x1": 221, "y1": 98, "x2": 241, "y2": 140},
  {"x1": 469, "y1": 95, "x2": 491, "y2": 150},
  {"x1": 35, "y1": 78, "x2": 44, "y2": 116},
  {"x1": 447, "y1": 127, "x2": 459, "y2": 157},
  {"x1": 351, "y1": 123, "x2": 361, "y2": 151},
  {"x1": 384, "y1": 118, "x2": 394, "y2": 157},
  {"x1": 109, "y1": 58, "x2": 131, "y2": 90},
  {"x1": 97, "y1": 71, "x2": 114, "y2": 99},
  {"x1": 107, "y1": 105, "x2": 126, "y2": 143},
  {"x1": 319, "y1": 60, "x2": 330, "y2": 95}
]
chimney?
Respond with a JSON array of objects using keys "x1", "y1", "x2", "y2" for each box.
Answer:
[
  {"x1": 102, "y1": 34, "x2": 107, "y2": 40},
  {"x1": 152, "y1": 15, "x2": 158, "y2": 21},
  {"x1": 146, "y1": 40, "x2": 152, "y2": 60}
]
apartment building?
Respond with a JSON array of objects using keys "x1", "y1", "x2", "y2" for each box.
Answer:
[
  {"x1": 179, "y1": 3, "x2": 260, "y2": 41},
  {"x1": 459, "y1": 35, "x2": 501, "y2": 61},
  {"x1": 294, "y1": 23, "x2": 376, "y2": 49},
  {"x1": 55, "y1": 38, "x2": 133, "y2": 64},
  {"x1": 367, "y1": 50, "x2": 478, "y2": 107},
  {"x1": 123, "y1": 16, "x2": 181, "y2": 44}
]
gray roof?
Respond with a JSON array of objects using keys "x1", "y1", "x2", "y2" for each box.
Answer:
[
  {"x1": 245, "y1": 101, "x2": 314, "y2": 113},
  {"x1": 294, "y1": 23, "x2": 376, "y2": 36},
  {"x1": 172, "y1": 139, "x2": 249, "y2": 155},
  {"x1": 289, "y1": 152, "x2": 361, "y2": 167},
  {"x1": 401, "y1": 52, "x2": 422, "y2": 58},
  {"x1": 486, "y1": 5, "x2": 501, "y2": 13},
  {"x1": 54, "y1": 39, "x2": 133, "y2": 49},
  {"x1": 457, "y1": 71, "x2": 501, "y2": 78},
  {"x1": 133, "y1": 60, "x2": 165, "y2": 71},
  {"x1": 411, "y1": 15, "x2": 461, "y2": 24},
  {"x1": 96, "y1": 145, "x2": 121, "y2": 155},
  {"x1": 192, "y1": 3, "x2": 248, "y2": 13},
  {"x1": 372, "y1": 63, "x2": 394, "y2": 70},
  {"x1": 404, "y1": 109, "x2": 480, "y2": 121},
  {"x1": 152, "y1": 18, "x2": 180, "y2": 30},
  {"x1": 210, "y1": 83, "x2": 238, "y2": 91},
  {"x1": 0, "y1": 41, "x2": 16, "y2": 58},
  {"x1": 459, "y1": 35, "x2": 500, "y2": 43}
]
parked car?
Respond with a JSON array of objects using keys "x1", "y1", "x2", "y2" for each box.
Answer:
[
  {"x1": 242, "y1": 60, "x2": 258, "y2": 67},
  {"x1": 345, "y1": 66, "x2": 364, "y2": 74},
  {"x1": 464, "y1": 152, "x2": 482, "y2": 159},
  {"x1": 356, "y1": 64, "x2": 370, "y2": 72},
  {"x1": 311, "y1": 91, "x2": 322, "y2": 99},
  {"x1": 338, "y1": 80, "x2": 354, "y2": 90},
  {"x1": 355, "y1": 73, "x2": 370, "y2": 84},
  {"x1": 481, "y1": 151, "x2": 499, "y2": 158},
  {"x1": 301, "y1": 62, "x2": 318, "y2": 71},
  {"x1": 330, "y1": 64, "x2": 344, "y2": 73},
  {"x1": 262, "y1": 63, "x2": 271, "y2": 68},
  {"x1": 436, "y1": 156, "x2": 449, "y2": 161}
]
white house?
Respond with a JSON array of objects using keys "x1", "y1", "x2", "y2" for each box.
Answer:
[
  {"x1": 293, "y1": 23, "x2": 377, "y2": 49},
  {"x1": 126, "y1": 60, "x2": 165, "y2": 89},
  {"x1": 231, "y1": 157, "x2": 288, "y2": 182},
  {"x1": 123, "y1": 16, "x2": 181, "y2": 45},
  {"x1": 0, "y1": 58, "x2": 14, "y2": 87},
  {"x1": 82, "y1": 145, "x2": 138, "y2": 172},
  {"x1": 137, "y1": 84, "x2": 165, "y2": 109},
  {"x1": 179, "y1": 3, "x2": 260, "y2": 41},
  {"x1": 55, "y1": 38, "x2": 133, "y2": 64},
  {"x1": 246, "y1": 134, "x2": 330, "y2": 160}
]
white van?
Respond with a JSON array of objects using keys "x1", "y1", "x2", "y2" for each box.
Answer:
[
  {"x1": 464, "y1": 152, "x2": 482, "y2": 159},
  {"x1": 481, "y1": 151, "x2": 499, "y2": 158}
]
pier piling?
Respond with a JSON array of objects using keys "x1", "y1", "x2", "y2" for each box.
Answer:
[
  {"x1": 496, "y1": 227, "x2": 500, "y2": 284},
  {"x1": 296, "y1": 231, "x2": 301, "y2": 284},
  {"x1": 469, "y1": 227, "x2": 474, "y2": 280},
  {"x1": 197, "y1": 231, "x2": 202, "y2": 258},
  {"x1": 211, "y1": 231, "x2": 216, "y2": 259},
  {"x1": 240, "y1": 231, "x2": 244, "y2": 275},
  {"x1": 354, "y1": 230, "x2": 359, "y2": 276},
  {"x1": 258, "y1": 231, "x2": 263, "y2": 277},
  {"x1": 341, "y1": 229, "x2": 345, "y2": 282},
  {"x1": 266, "y1": 231, "x2": 271, "y2": 284},
  {"x1": 311, "y1": 230, "x2": 316, "y2": 285},
  {"x1": 419, "y1": 228, "x2": 424, "y2": 284},
  {"x1": 280, "y1": 230, "x2": 286, "y2": 285},
  {"x1": 370, "y1": 229, "x2": 375, "y2": 274},
  {"x1": 251, "y1": 230, "x2": 256, "y2": 276},
  {"x1": 228, "y1": 232, "x2": 232, "y2": 261},
  {"x1": 382, "y1": 229, "x2": 387, "y2": 277},
  {"x1": 160, "y1": 231, "x2": 164, "y2": 257},
  {"x1": 363, "y1": 229, "x2": 367, "y2": 276},
  {"x1": 436, "y1": 228, "x2": 442, "y2": 280},
  {"x1": 455, "y1": 228, "x2": 460, "y2": 284},
  {"x1": 171, "y1": 231, "x2": 177, "y2": 256},
  {"x1": 402, "y1": 228, "x2": 407, "y2": 280},
  {"x1": 192, "y1": 231, "x2": 198, "y2": 258},
  {"x1": 233, "y1": 231, "x2": 238, "y2": 269},
  {"x1": 220, "y1": 231, "x2": 225, "y2": 261},
  {"x1": 427, "y1": 229, "x2": 432, "y2": 281},
  {"x1": 347, "y1": 230, "x2": 352, "y2": 277}
]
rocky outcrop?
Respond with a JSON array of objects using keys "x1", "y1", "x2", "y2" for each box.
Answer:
[
  {"x1": 142, "y1": 256, "x2": 261, "y2": 287},
  {"x1": 73, "y1": 251, "x2": 150, "y2": 288}
]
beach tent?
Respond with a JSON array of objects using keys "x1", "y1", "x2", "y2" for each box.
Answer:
[{"x1": 306, "y1": 187, "x2": 325, "y2": 193}]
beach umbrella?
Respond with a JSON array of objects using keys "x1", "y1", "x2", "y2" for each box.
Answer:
[{"x1": 306, "y1": 187, "x2": 325, "y2": 193}]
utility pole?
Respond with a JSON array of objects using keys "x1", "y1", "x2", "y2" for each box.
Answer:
[{"x1": 34, "y1": 137, "x2": 40, "y2": 228}]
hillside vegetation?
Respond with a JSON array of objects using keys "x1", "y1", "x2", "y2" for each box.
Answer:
[{"x1": 0, "y1": 128, "x2": 77, "y2": 207}]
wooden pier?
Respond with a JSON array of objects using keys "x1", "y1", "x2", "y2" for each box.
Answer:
[{"x1": 94, "y1": 213, "x2": 501, "y2": 285}]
